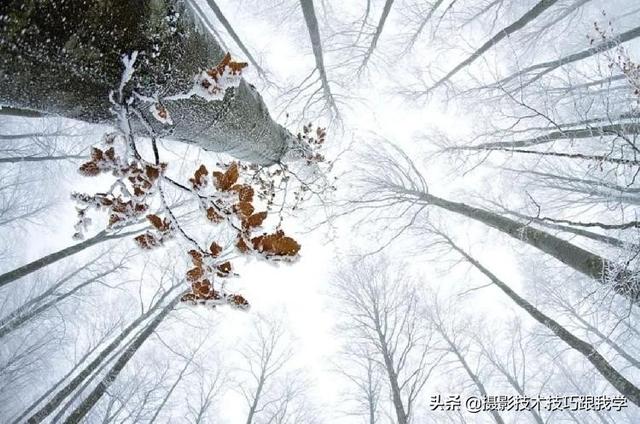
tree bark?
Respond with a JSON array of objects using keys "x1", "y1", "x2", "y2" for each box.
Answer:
[
  {"x1": 443, "y1": 234, "x2": 640, "y2": 407},
  {"x1": 0, "y1": 0, "x2": 292, "y2": 165}
]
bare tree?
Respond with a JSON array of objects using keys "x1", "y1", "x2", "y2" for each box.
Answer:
[
  {"x1": 235, "y1": 314, "x2": 319, "y2": 424},
  {"x1": 331, "y1": 255, "x2": 442, "y2": 424},
  {"x1": 353, "y1": 141, "x2": 640, "y2": 303}
]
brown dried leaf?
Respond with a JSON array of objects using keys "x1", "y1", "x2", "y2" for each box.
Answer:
[
  {"x1": 206, "y1": 207, "x2": 223, "y2": 223},
  {"x1": 231, "y1": 184, "x2": 254, "y2": 202},
  {"x1": 216, "y1": 261, "x2": 232, "y2": 276},
  {"x1": 190, "y1": 164, "x2": 208, "y2": 188},
  {"x1": 186, "y1": 266, "x2": 204, "y2": 282},
  {"x1": 213, "y1": 162, "x2": 239, "y2": 191},
  {"x1": 236, "y1": 236, "x2": 249, "y2": 253},
  {"x1": 188, "y1": 249, "x2": 203, "y2": 266},
  {"x1": 210, "y1": 242, "x2": 222, "y2": 257},
  {"x1": 79, "y1": 161, "x2": 100, "y2": 176},
  {"x1": 147, "y1": 214, "x2": 164, "y2": 230},
  {"x1": 244, "y1": 211, "x2": 267, "y2": 229},
  {"x1": 235, "y1": 201, "x2": 254, "y2": 219},
  {"x1": 251, "y1": 230, "x2": 301, "y2": 257}
]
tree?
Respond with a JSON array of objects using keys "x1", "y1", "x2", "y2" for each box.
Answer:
[
  {"x1": 0, "y1": 0, "x2": 292, "y2": 164},
  {"x1": 236, "y1": 314, "x2": 319, "y2": 424},
  {"x1": 353, "y1": 141, "x2": 640, "y2": 303},
  {"x1": 429, "y1": 226, "x2": 640, "y2": 406},
  {"x1": 331, "y1": 255, "x2": 442, "y2": 424}
]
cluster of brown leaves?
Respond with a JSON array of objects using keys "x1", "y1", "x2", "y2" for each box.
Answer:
[
  {"x1": 296, "y1": 123, "x2": 327, "y2": 165},
  {"x1": 180, "y1": 244, "x2": 249, "y2": 310},
  {"x1": 73, "y1": 144, "x2": 167, "y2": 238},
  {"x1": 188, "y1": 162, "x2": 301, "y2": 260},
  {"x1": 134, "y1": 214, "x2": 174, "y2": 249},
  {"x1": 200, "y1": 53, "x2": 248, "y2": 96}
]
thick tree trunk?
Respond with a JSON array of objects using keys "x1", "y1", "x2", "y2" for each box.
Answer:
[
  {"x1": 500, "y1": 208, "x2": 638, "y2": 250},
  {"x1": 26, "y1": 287, "x2": 179, "y2": 423},
  {"x1": 375, "y1": 327, "x2": 408, "y2": 424},
  {"x1": 0, "y1": 230, "x2": 136, "y2": 288},
  {"x1": 415, "y1": 191, "x2": 640, "y2": 303},
  {"x1": 62, "y1": 292, "x2": 183, "y2": 423},
  {"x1": 0, "y1": 0, "x2": 292, "y2": 165},
  {"x1": 444, "y1": 235, "x2": 640, "y2": 407}
]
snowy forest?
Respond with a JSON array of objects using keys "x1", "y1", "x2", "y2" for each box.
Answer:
[{"x1": 1, "y1": 0, "x2": 640, "y2": 422}]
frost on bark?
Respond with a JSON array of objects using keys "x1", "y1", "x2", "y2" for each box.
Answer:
[{"x1": 0, "y1": 0, "x2": 293, "y2": 165}]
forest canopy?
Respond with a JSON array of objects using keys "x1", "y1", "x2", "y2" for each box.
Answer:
[{"x1": 1, "y1": 0, "x2": 640, "y2": 423}]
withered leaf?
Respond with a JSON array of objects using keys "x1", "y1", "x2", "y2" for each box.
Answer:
[
  {"x1": 79, "y1": 161, "x2": 100, "y2": 176},
  {"x1": 190, "y1": 164, "x2": 208, "y2": 188},
  {"x1": 186, "y1": 266, "x2": 204, "y2": 282},
  {"x1": 251, "y1": 230, "x2": 301, "y2": 257},
  {"x1": 235, "y1": 201, "x2": 254, "y2": 219},
  {"x1": 216, "y1": 261, "x2": 232, "y2": 276},
  {"x1": 213, "y1": 162, "x2": 239, "y2": 191},
  {"x1": 147, "y1": 214, "x2": 164, "y2": 230},
  {"x1": 244, "y1": 211, "x2": 267, "y2": 229},
  {"x1": 206, "y1": 207, "x2": 223, "y2": 223},
  {"x1": 210, "y1": 242, "x2": 222, "y2": 257},
  {"x1": 231, "y1": 184, "x2": 254, "y2": 202}
]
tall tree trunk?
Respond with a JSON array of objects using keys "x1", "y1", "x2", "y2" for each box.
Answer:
[
  {"x1": 438, "y1": 331, "x2": 505, "y2": 424},
  {"x1": 62, "y1": 292, "x2": 183, "y2": 423},
  {"x1": 0, "y1": 154, "x2": 85, "y2": 164},
  {"x1": 9, "y1": 339, "x2": 105, "y2": 424},
  {"x1": 299, "y1": 0, "x2": 339, "y2": 116},
  {"x1": 0, "y1": 0, "x2": 292, "y2": 165},
  {"x1": 25, "y1": 287, "x2": 179, "y2": 423},
  {"x1": 245, "y1": 375, "x2": 265, "y2": 424},
  {"x1": 467, "y1": 123, "x2": 640, "y2": 150},
  {"x1": 412, "y1": 191, "x2": 640, "y2": 303},
  {"x1": 455, "y1": 145, "x2": 640, "y2": 166},
  {"x1": 493, "y1": 25, "x2": 640, "y2": 89},
  {"x1": 204, "y1": 0, "x2": 266, "y2": 77},
  {"x1": 359, "y1": 0, "x2": 394, "y2": 71},
  {"x1": 374, "y1": 324, "x2": 408, "y2": 424},
  {"x1": 499, "y1": 208, "x2": 638, "y2": 250},
  {"x1": 0, "y1": 230, "x2": 137, "y2": 288},
  {"x1": 428, "y1": 0, "x2": 559, "y2": 92},
  {"x1": 443, "y1": 234, "x2": 640, "y2": 407}
]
